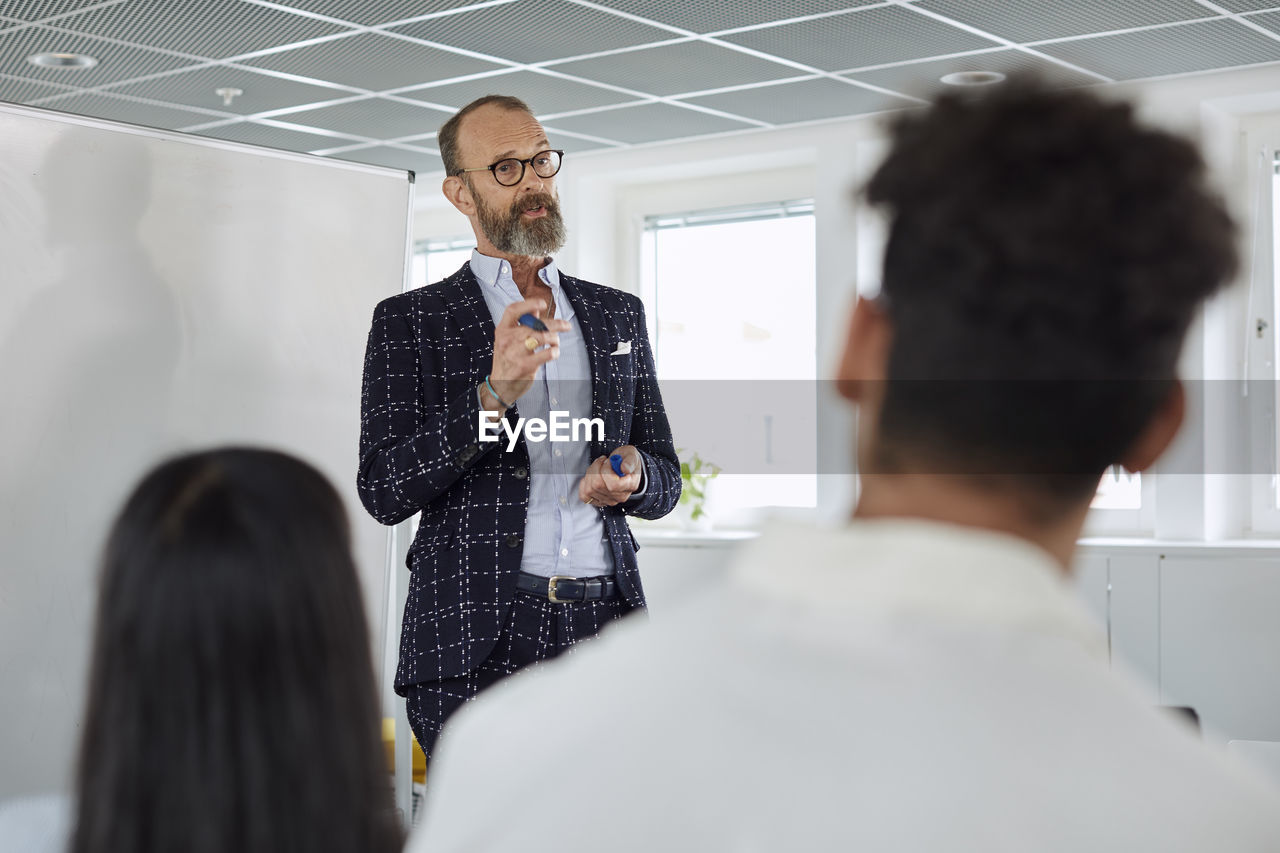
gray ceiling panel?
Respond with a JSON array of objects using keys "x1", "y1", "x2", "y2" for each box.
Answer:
[
  {"x1": 550, "y1": 40, "x2": 799, "y2": 97},
  {"x1": 916, "y1": 0, "x2": 1215, "y2": 44},
  {"x1": 1247, "y1": 10, "x2": 1280, "y2": 36},
  {"x1": 550, "y1": 134, "x2": 620, "y2": 154},
  {"x1": 240, "y1": 31, "x2": 502, "y2": 90},
  {"x1": 0, "y1": 0, "x2": 114, "y2": 22},
  {"x1": 1037, "y1": 18, "x2": 1280, "y2": 80},
  {"x1": 34, "y1": 90, "x2": 216, "y2": 128},
  {"x1": 546, "y1": 102, "x2": 754, "y2": 145},
  {"x1": 53, "y1": 0, "x2": 351, "y2": 60},
  {"x1": 278, "y1": 0, "x2": 498, "y2": 27},
  {"x1": 275, "y1": 95, "x2": 450, "y2": 137},
  {"x1": 682, "y1": 77, "x2": 915, "y2": 125},
  {"x1": 194, "y1": 119, "x2": 357, "y2": 150},
  {"x1": 720, "y1": 5, "x2": 1001, "y2": 72},
  {"x1": 390, "y1": 0, "x2": 673, "y2": 64},
  {"x1": 581, "y1": 0, "x2": 881, "y2": 34},
  {"x1": 109, "y1": 65, "x2": 352, "y2": 114},
  {"x1": 844, "y1": 48, "x2": 1102, "y2": 100},
  {"x1": 0, "y1": 24, "x2": 198, "y2": 87},
  {"x1": 1, "y1": 1, "x2": 1279, "y2": 168},
  {"x1": 0, "y1": 69, "x2": 74, "y2": 101},
  {"x1": 399, "y1": 69, "x2": 635, "y2": 114},
  {"x1": 331, "y1": 144, "x2": 442, "y2": 176}
]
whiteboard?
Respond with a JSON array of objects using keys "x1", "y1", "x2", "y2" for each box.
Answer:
[{"x1": 0, "y1": 102, "x2": 412, "y2": 799}]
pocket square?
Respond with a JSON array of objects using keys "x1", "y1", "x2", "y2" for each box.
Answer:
[{"x1": 610, "y1": 341, "x2": 632, "y2": 356}]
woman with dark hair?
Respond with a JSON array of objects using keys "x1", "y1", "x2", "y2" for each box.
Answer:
[{"x1": 2, "y1": 448, "x2": 404, "y2": 853}]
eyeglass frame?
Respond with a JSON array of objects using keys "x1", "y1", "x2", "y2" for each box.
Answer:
[{"x1": 453, "y1": 149, "x2": 565, "y2": 187}]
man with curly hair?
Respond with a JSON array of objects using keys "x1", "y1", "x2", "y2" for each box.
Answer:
[{"x1": 409, "y1": 78, "x2": 1280, "y2": 850}]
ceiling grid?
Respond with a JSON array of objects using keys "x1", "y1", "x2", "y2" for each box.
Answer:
[{"x1": 0, "y1": 0, "x2": 1277, "y2": 177}]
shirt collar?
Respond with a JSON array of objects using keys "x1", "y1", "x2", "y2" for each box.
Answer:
[
  {"x1": 470, "y1": 249, "x2": 561, "y2": 290},
  {"x1": 730, "y1": 518, "x2": 1108, "y2": 659},
  {"x1": 470, "y1": 250, "x2": 570, "y2": 321}
]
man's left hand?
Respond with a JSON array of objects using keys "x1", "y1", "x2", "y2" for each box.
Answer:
[{"x1": 578, "y1": 445, "x2": 642, "y2": 507}]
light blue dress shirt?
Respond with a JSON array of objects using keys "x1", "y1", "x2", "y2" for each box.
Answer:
[{"x1": 471, "y1": 250, "x2": 644, "y2": 579}]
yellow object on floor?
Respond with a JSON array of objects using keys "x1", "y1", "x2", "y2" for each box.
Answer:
[{"x1": 381, "y1": 717, "x2": 426, "y2": 783}]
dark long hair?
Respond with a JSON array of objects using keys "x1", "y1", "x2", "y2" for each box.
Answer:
[{"x1": 71, "y1": 448, "x2": 403, "y2": 853}]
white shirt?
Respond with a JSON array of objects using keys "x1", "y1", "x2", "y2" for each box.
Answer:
[
  {"x1": 410, "y1": 519, "x2": 1280, "y2": 852},
  {"x1": 468, "y1": 251, "x2": 614, "y2": 578}
]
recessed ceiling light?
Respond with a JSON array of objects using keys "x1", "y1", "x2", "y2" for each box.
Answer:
[
  {"x1": 28, "y1": 52, "x2": 98, "y2": 69},
  {"x1": 940, "y1": 71, "x2": 1006, "y2": 87}
]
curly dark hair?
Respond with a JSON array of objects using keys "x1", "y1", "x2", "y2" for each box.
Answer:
[{"x1": 863, "y1": 76, "x2": 1237, "y2": 504}]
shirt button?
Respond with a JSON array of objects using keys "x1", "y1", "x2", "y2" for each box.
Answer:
[
  {"x1": 551, "y1": 397, "x2": 558, "y2": 405},
  {"x1": 559, "y1": 496, "x2": 567, "y2": 506},
  {"x1": 560, "y1": 548, "x2": 569, "y2": 557},
  {"x1": 554, "y1": 449, "x2": 562, "y2": 457}
]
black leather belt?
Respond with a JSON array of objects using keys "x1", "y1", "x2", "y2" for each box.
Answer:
[{"x1": 516, "y1": 571, "x2": 618, "y2": 603}]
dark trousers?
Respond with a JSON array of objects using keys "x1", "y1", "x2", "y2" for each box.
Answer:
[{"x1": 404, "y1": 588, "x2": 627, "y2": 766}]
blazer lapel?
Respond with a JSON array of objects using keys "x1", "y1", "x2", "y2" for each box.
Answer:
[
  {"x1": 560, "y1": 276, "x2": 612, "y2": 447},
  {"x1": 441, "y1": 263, "x2": 520, "y2": 422},
  {"x1": 442, "y1": 262, "x2": 494, "y2": 357}
]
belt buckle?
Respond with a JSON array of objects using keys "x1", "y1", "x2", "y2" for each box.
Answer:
[{"x1": 546, "y1": 575, "x2": 575, "y2": 604}]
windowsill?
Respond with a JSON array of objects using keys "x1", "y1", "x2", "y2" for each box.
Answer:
[
  {"x1": 635, "y1": 527, "x2": 1280, "y2": 556},
  {"x1": 1077, "y1": 537, "x2": 1280, "y2": 557},
  {"x1": 632, "y1": 528, "x2": 760, "y2": 548}
]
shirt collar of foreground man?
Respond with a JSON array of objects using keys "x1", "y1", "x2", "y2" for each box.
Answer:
[{"x1": 405, "y1": 77, "x2": 1280, "y2": 851}]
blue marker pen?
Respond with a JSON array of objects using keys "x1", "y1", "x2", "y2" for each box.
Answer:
[
  {"x1": 609, "y1": 454, "x2": 625, "y2": 477},
  {"x1": 518, "y1": 313, "x2": 548, "y2": 332}
]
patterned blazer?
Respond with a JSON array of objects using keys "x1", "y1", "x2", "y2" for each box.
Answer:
[{"x1": 358, "y1": 262, "x2": 681, "y2": 690}]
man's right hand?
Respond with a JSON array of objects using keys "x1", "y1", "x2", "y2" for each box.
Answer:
[{"x1": 484, "y1": 299, "x2": 570, "y2": 409}]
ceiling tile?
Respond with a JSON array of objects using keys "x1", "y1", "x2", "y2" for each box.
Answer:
[
  {"x1": 550, "y1": 40, "x2": 799, "y2": 97},
  {"x1": 273, "y1": 95, "x2": 450, "y2": 137},
  {"x1": 545, "y1": 102, "x2": 754, "y2": 145},
  {"x1": 580, "y1": 0, "x2": 881, "y2": 34},
  {"x1": 550, "y1": 134, "x2": 621, "y2": 154},
  {"x1": 844, "y1": 48, "x2": 1102, "y2": 100},
  {"x1": 1246, "y1": 10, "x2": 1280, "y2": 36},
  {"x1": 915, "y1": 0, "x2": 1215, "y2": 44},
  {"x1": 681, "y1": 77, "x2": 915, "y2": 124},
  {"x1": 109, "y1": 65, "x2": 352, "y2": 115},
  {"x1": 0, "y1": 0, "x2": 111, "y2": 22},
  {"x1": 331, "y1": 144, "x2": 442, "y2": 176},
  {"x1": 0, "y1": 70, "x2": 75, "y2": 101},
  {"x1": 399, "y1": 69, "x2": 634, "y2": 114},
  {"x1": 53, "y1": 0, "x2": 351, "y2": 60},
  {"x1": 277, "y1": 0, "x2": 494, "y2": 27},
  {"x1": 1035, "y1": 18, "x2": 1280, "y2": 80},
  {"x1": 390, "y1": 0, "x2": 674, "y2": 64},
  {"x1": 0, "y1": 24, "x2": 199, "y2": 87},
  {"x1": 194, "y1": 119, "x2": 357, "y2": 151},
  {"x1": 719, "y1": 5, "x2": 1001, "y2": 72},
  {"x1": 35, "y1": 90, "x2": 216, "y2": 129},
  {"x1": 240, "y1": 31, "x2": 502, "y2": 91}
]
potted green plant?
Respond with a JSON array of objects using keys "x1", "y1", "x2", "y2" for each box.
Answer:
[{"x1": 677, "y1": 449, "x2": 721, "y2": 531}]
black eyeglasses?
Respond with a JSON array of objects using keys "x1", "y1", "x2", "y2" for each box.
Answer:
[{"x1": 455, "y1": 149, "x2": 564, "y2": 187}]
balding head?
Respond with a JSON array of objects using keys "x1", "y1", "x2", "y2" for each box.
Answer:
[{"x1": 437, "y1": 95, "x2": 535, "y2": 176}]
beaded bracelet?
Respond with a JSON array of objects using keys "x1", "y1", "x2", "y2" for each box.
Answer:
[{"x1": 483, "y1": 374, "x2": 514, "y2": 409}]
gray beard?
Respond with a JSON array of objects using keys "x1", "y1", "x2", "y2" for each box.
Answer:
[{"x1": 474, "y1": 189, "x2": 567, "y2": 258}]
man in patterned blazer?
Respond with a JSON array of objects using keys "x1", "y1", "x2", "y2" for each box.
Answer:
[{"x1": 358, "y1": 95, "x2": 680, "y2": 763}]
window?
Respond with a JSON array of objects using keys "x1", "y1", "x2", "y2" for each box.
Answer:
[
  {"x1": 641, "y1": 201, "x2": 817, "y2": 517},
  {"x1": 411, "y1": 237, "x2": 475, "y2": 290}
]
